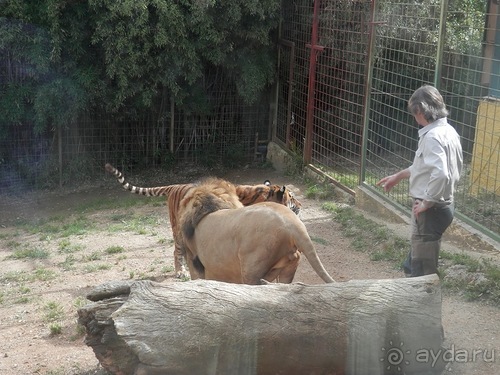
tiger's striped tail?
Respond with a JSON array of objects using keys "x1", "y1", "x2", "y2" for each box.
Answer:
[{"x1": 105, "y1": 163, "x2": 166, "y2": 196}]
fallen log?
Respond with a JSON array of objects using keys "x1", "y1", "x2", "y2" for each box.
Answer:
[{"x1": 78, "y1": 275, "x2": 445, "y2": 375}]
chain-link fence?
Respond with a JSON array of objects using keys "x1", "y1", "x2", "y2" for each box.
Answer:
[
  {"x1": 1, "y1": 0, "x2": 498, "y2": 242},
  {"x1": 275, "y1": 0, "x2": 499, "y2": 241},
  {"x1": 0, "y1": 80, "x2": 270, "y2": 191},
  {"x1": 1, "y1": 3, "x2": 281, "y2": 191}
]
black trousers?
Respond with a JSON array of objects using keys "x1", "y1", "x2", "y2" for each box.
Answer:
[{"x1": 403, "y1": 201, "x2": 454, "y2": 277}]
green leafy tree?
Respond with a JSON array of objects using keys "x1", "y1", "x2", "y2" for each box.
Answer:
[
  {"x1": 87, "y1": 0, "x2": 280, "y2": 109},
  {"x1": 0, "y1": 0, "x2": 89, "y2": 136},
  {"x1": 0, "y1": 0, "x2": 281, "y2": 185},
  {"x1": 1, "y1": 0, "x2": 280, "y2": 126}
]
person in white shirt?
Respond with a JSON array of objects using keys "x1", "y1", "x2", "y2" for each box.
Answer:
[{"x1": 376, "y1": 85, "x2": 463, "y2": 277}]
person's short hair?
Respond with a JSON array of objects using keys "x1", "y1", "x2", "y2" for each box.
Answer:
[{"x1": 408, "y1": 85, "x2": 449, "y2": 122}]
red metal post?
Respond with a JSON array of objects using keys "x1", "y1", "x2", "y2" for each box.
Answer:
[{"x1": 304, "y1": 0, "x2": 324, "y2": 164}]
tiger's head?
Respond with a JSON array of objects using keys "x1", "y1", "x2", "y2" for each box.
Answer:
[
  {"x1": 265, "y1": 182, "x2": 302, "y2": 215},
  {"x1": 235, "y1": 181, "x2": 302, "y2": 215}
]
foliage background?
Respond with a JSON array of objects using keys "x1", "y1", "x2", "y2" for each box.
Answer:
[{"x1": 0, "y1": 0, "x2": 281, "y2": 186}]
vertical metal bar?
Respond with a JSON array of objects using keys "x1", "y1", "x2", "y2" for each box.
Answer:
[
  {"x1": 269, "y1": 39, "x2": 282, "y2": 141},
  {"x1": 58, "y1": 125, "x2": 63, "y2": 188},
  {"x1": 360, "y1": 0, "x2": 381, "y2": 183},
  {"x1": 271, "y1": 53, "x2": 280, "y2": 143},
  {"x1": 270, "y1": 80, "x2": 278, "y2": 142},
  {"x1": 304, "y1": 0, "x2": 324, "y2": 164},
  {"x1": 169, "y1": 96, "x2": 174, "y2": 153},
  {"x1": 287, "y1": 44, "x2": 295, "y2": 148},
  {"x1": 434, "y1": 0, "x2": 448, "y2": 89},
  {"x1": 279, "y1": 39, "x2": 296, "y2": 147},
  {"x1": 271, "y1": 17, "x2": 283, "y2": 144}
]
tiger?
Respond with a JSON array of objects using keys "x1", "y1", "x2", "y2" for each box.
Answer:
[
  {"x1": 104, "y1": 163, "x2": 302, "y2": 278},
  {"x1": 177, "y1": 177, "x2": 334, "y2": 284}
]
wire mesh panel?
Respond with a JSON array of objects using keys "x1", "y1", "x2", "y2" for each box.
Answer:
[
  {"x1": 364, "y1": 0, "x2": 442, "y2": 206},
  {"x1": 277, "y1": 0, "x2": 371, "y2": 190},
  {"x1": 277, "y1": 0, "x2": 499, "y2": 240},
  {"x1": 440, "y1": 0, "x2": 500, "y2": 235},
  {"x1": 365, "y1": 0, "x2": 499, "y2": 237},
  {"x1": 277, "y1": 0, "x2": 314, "y2": 154},
  {"x1": 0, "y1": 80, "x2": 269, "y2": 192},
  {"x1": 312, "y1": 0, "x2": 371, "y2": 189}
]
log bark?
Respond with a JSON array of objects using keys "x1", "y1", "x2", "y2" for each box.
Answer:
[{"x1": 78, "y1": 275, "x2": 445, "y2": 375}]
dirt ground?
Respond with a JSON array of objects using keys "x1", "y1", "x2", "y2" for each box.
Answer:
[{"x1": 0, "y1": 166, "x2": 498, "y2": 375}]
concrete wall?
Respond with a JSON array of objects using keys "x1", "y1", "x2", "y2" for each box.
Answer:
[{"x1": 266, "y1": 141, "x2": 296, "y2": 173}]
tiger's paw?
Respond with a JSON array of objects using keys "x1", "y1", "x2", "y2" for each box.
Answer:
[{"x1": 175, "y1": 266, "x2": 191, "y2": 280}]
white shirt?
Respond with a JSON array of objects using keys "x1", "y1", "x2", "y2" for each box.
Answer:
[{"x1": 408, "y1": 117, "x2": 463, "y2": 203}]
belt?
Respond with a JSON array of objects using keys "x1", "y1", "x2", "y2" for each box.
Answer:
[{"x1": 413, "y1": 198, "x2": 452, "y2": 207}]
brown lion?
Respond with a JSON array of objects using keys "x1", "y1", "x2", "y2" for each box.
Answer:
[
  {"x1": 104, "y1": 163, "x2": 301, "y2": 278},
  {"x1": 178, "y1": 178, "x2": 335, "y2": 284}
]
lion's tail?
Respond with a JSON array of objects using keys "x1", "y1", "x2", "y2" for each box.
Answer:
[
  {"x1": 192, "y1": 256, "x2": 205, "y2": 275},
  {"x1": 296, "y1": 226, "x2": 335, "y2": 283}
]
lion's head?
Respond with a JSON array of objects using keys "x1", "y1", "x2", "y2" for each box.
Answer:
[{"x1": 179, "y1": 178, "x2": 243, "y2": 240}]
